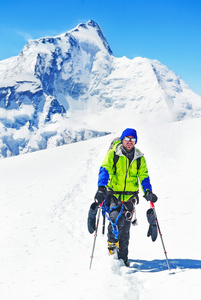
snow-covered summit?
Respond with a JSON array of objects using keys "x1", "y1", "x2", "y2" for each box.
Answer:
[
  {"x1": 69, "y1": 20, "x2": 113, "y2": 55},
  {"x1": 0, "y1": 20, "x2": 201, "y2": 158}
]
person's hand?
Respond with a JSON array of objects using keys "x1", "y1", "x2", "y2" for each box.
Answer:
[
  {"x1": 94, "y1": 186, "x2": 107, "y2": 204},
  {"x1": 144, "y1": 190, "x2": 158, "y2": 203}
]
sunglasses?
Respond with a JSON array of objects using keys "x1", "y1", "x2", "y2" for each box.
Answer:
[{"x1": 124, "y1": 137, "x2": 136, "y2": 142}]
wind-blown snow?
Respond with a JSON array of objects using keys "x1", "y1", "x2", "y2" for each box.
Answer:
[{"x1": 0, "y1": 117, "x2": 201, "y2": 299}]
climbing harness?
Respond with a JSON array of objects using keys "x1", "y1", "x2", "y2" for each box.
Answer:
[
  {"x1": 102, "y1": 200, "x2": 124, "y2": 239},
  {"x1": 102, "y1": 196, "x2": 137, "y2": 239}
]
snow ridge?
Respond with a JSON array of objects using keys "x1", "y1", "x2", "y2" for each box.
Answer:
[{"x1": 0, "y1": 20, "x2": 201, "y2": 158}]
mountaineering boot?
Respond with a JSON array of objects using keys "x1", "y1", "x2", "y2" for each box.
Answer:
[
  {"x1": 123, "y1": 258, "x2": 130, "y2": 267},
  {"x1": 108, "y1": 241, "x2": 119, "y2": 255}
]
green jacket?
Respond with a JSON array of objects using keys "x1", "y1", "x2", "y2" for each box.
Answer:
[{"x1": 98, "y1": 142, "x2": 152, "y2": 202}]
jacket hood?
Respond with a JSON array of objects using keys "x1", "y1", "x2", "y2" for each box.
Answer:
[{"x1": 115, "y1": 143, "x2": 144, "y2": 160}]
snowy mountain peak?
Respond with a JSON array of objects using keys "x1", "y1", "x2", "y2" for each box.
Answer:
[
  {"x1": 69, "y1": 19, "x2": 113, "y2": 55},
  {"x1": 0, "y1": 20, "x2": 201, "y2": 158},
  {"x1": 85, "y1": 20, "x2": 113, "y2": 55}
]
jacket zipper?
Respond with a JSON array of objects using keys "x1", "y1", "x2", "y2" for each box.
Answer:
[{"x1": 123, "y1": 159, "x2": 129, "y2": 202}]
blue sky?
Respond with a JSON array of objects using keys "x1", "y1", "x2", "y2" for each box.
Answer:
[{"x1": 1, "y1": 0, "x2": 201, "y2": 96}]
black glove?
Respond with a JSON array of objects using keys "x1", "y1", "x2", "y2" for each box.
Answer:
[
  {"x1": 144, "y1": 190, "x2": 158, "y2": 203},
  {"x1": 94, "y1": 186, "x2": 107, "y2": 204},
  {"x1": 146, "y1": 208, "x2": 158, "y2": 242},
  {"x1": 87, "y1": 202, "x2": 98, "y2": 234}
]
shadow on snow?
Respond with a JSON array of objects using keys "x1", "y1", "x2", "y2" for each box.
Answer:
[{"x1": 129, "y1": 259, "x2": 201, "y2": 273}]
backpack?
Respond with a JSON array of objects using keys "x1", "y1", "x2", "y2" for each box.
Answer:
[{"x1": 109, "y1": 137, "x2": 141, "y2": 175}]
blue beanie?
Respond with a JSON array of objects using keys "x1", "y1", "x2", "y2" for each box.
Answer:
[{"x1": 120, "y1": 128, "x2": 138, "y2": 143}]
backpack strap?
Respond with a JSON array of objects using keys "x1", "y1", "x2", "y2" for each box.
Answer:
[
  {"x1": 113, "y1": 152, "x2": 119, "y2": 175},
  {"x1": 136, "y1": 157, "x2": 141, "y2": 171}
]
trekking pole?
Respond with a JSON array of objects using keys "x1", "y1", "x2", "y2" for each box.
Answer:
[
  {"x1": 150, "y1": 202, "x2": 172, "y2": 273},
  {"x1": 89, "y1": 206, "x2": 101, "y2": 269}
]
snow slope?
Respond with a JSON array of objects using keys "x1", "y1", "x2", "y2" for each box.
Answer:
[{"x1": 0, "y1": 117, "x2": 201, "y2": 300}]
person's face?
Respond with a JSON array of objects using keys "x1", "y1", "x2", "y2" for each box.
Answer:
[{"x1": 122, "y1": 136, "x2": 136, "y2": 151}]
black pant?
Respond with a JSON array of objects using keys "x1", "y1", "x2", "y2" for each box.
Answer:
[{"x1": 107, "y1": 197, "x2": 132, "y2": 261}]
